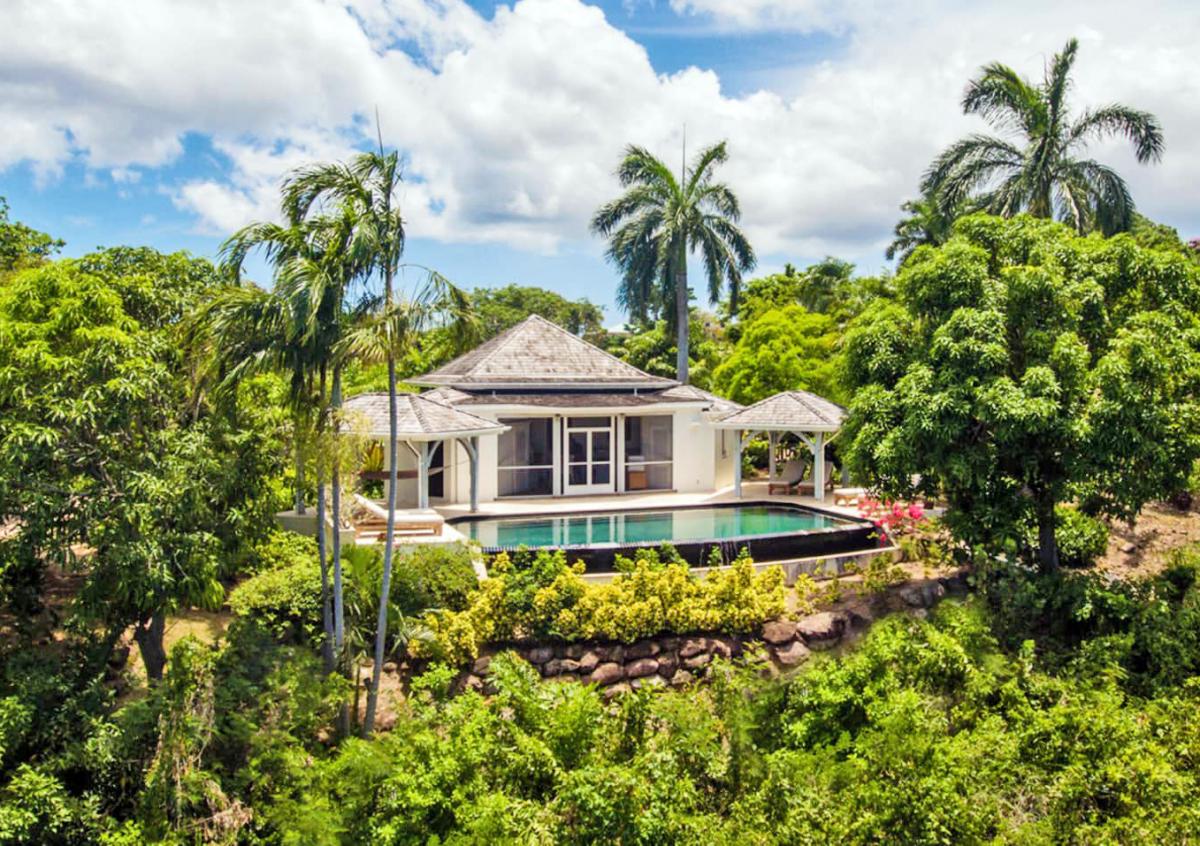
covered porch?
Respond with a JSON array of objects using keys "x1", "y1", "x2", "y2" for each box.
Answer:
[
  {"x1": 339, "y1": 393, "x2": 508, "y2": 543},
  {"x1": 710, "y1": 390, "x2": 847, "y2": 503}
]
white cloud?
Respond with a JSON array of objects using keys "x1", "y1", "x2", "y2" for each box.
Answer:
[{"x1": 2, "y1": 0, "x2": 1199, "y2": 276}]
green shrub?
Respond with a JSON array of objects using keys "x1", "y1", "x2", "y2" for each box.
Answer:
[
  {"x1": 392, "y1": 544, "x2": 479, "y2": 615},
  {"x1": 247, "y1": 528, "x2": 318, "y2": 575},
  {"x1": 1055, "y1": 506, "x2": 1110, "y2": 568},
  {"x1": 228, "y1": 558, "x2": 325, "y2": 643},
  {"x1": 413, "y1": 549, "x2": 786, "y2": 664}
]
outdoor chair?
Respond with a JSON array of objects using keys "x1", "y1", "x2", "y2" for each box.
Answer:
[{"x1": 767, "y1": 458, "x2": 809, "y2": 495}]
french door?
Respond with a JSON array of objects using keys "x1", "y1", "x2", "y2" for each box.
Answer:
[{"x1": 563, "y1": 416, "x2": 615, "y2": 495}]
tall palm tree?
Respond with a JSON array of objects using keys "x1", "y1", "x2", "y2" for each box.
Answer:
[
  {"x1": 591, "y1": 141, "x2": 755, "y2": 383},
  {"x1": 217, "y1": 213, "x2": 361, "y2": 677},
  {"x1": 283, "y1": 150, "x2": 474, "y2": 736},
  {"x1": 923, "y1": 38, "x2": 1163, "y2": 235}
]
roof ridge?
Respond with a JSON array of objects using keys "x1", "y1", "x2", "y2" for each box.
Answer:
[
  {"x1": 522, "y1": 314, "x2": 672, "y2": 381},
  {"x1": 460, "y1": 317, "x2": 535, "y2": 378}
]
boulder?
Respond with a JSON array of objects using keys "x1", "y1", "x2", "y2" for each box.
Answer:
[
  {"x1": 471, "y1": 655, "x2": 492, "y2": 675},
  {"x1": 709, "y1": 637, "x2": 734, "y2": 659},
  {"x1": 565, "y1": 644, "x2": 586, "y2": 659},
  {"x1": 661, "y1": 636, "x2": 681, "y2": 653},
  {"x1": 761, "y1": 620, "x2": 797, "y2": 645},
  {"x1": 631, "y1": 674, "x2": 665, "y2": 690},
  {"x1": 626, "y1": 640, "x2": 661, "y2": 659},
  {"x1": 526, "y1": 646, "x2": 555, "y2": 665},
  {"x1": 772, "y1": 640, "x2": 811, "y2": 668},
  {"x1": 462, "y1": 674, "x2": 484, "y2": 693},
  {"x1": 596, "y1": 644, "x2": 625, "y2": 663},
  {"x1": 683, "y1": 653, "x2": 712, "y2": 670},
  {"x1": 796, "y1": 611, "x2": 846, "y2": 646},
  {"x1": 589, "y1": 662, "x2": 624, "y2": 686},
  {"x1": 577, "y1": 651, "x2": 600, "y2": 673},
  {"x1": 543, "y1": 658, "x2": 579, "y2": 677},
  {"x1": 679, "y1": 638, "x2": 709, "y2": 659},
  {"x1": 656, "y1": 654, "x2": 679, "y2": 677},
  {"x1": 602, "y1": 682, "x2": 631, "y2": 701},
  {"x1": 670, "y1": 669, "x2": 695, "y2": 687},
  {"x1": 625, "y1": 658, "x2": 660, "y2": 679}
]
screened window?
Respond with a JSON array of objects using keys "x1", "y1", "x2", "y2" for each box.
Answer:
[
  {"x1": 498, "y1": 417, "x2": 554, "y2": 496},
  {"x1": 624, "y1": 415, "x2": 673, "y2": 491}
]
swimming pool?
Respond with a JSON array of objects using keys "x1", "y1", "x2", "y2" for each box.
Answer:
[{"x1": 450, "y1": 501, "x2": 877, "y2": 572}]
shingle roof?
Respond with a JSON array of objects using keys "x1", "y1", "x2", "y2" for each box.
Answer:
[
  {"x1": 421, "y1": 383, "x2": 742, "y2": 413},
  {"x1": 410, "y1": 315, "x2": 676, "y2": 388},
  {"x1": 342, "y1": 392, "x2": 508, "y2": 440},
  {"x1": 659, "y1": 384, "x2": 744, "y2": 415},
  {"x1": 712, "y1": 390, "x2": 845, "y2": 432}
]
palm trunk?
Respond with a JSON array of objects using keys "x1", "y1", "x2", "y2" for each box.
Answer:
[
  {"x1": 330, "y1": 365, "x2": 351, "y2": 736},
  {"x1": 316, "y1": 367, "x2": 335, "y2": 674},
  {"x1": 675, "y1": 242, "x2": 689, "y2": 384},
  {"x1": 364, "y1": 269, "x2": 398, "y2": 736},
  {"x1": 294, "y1": 409, "x2": 306, "y2": 515}
]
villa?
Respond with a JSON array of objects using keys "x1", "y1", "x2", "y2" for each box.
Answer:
[{"x1": 342, "y1": 315, "x2": 846, "y2": 513}]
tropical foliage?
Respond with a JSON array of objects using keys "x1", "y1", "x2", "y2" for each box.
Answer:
[
  {"x1": 844, "y1": 214, "x2": 1200, "y2": 569},
  {"x1": 412, "y1": 548, "x2": 787, "y2": 665}
]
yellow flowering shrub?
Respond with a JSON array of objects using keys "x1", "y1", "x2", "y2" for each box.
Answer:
[{"x1": 412, "y1": 548, "x2": 787, "y2": 664}]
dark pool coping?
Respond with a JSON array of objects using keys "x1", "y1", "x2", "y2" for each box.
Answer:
[{"x1": 447, "y1": 500, "x2": 881, "y2": 573}]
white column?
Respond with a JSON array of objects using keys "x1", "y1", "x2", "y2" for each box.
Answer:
[
  {"x1": 469, "y1": 437, "x2": 479, "y2": 513},
  {"x1": 813, "y1": 432, "x2": 825, "y2": 502},
  {"x1": 417, "y1": 441, "x2": 430, "y2": 510},
  {"x1": 458, "y1": 437, "x2": 480, "y2": 513},
  {"x1": 768, "y1": 431, "x2": 777, "y2": 481},
  {"x1": 734, "y1": 429, "x2": 743, "y2": 498}
]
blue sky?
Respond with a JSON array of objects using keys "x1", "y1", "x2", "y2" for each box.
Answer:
[{"x1": 2, "y1": 0, "x2": 1197, "y2": 323}]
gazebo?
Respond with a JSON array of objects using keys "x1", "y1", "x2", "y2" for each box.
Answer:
[
  {"x1": 342, "y1": 392, "x2": 508, "y2": 512},
  {"x1": 711, "y1": 390, "x2": 847, "y2": 501}
]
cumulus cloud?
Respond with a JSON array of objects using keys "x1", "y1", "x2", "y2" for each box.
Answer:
[{"x1": 2, "y1": 0, "x2": 1199, "y2": 273}]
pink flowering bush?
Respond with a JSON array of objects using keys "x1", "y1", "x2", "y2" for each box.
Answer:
[{"x1": 858, "y1": 497, "x2": 926, "y2": 539}]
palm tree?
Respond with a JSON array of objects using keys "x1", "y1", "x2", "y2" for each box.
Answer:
[
  {"x1": 216, "y1": 213, "x2": 361, "y2": 678},
  {"x1": 923, "y1": 38, "x2": 1163, "y2": 235},
  {"x1": 885, "y1": 190, "x2": 964, "y2": 265},
  {"x1": 283, "y1": 150, "x2": 474, "y2": 736},
  {"x1": 591, "y1": 141, "x2": 755, "y2": 383}
]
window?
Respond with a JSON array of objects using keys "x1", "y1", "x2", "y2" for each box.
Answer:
[
  {"x1": 498, "y1": 417, "x2": 554, "y2": 496},
  {"x1": 624, "y1": 415, "x2": 673, "y2": 491}
]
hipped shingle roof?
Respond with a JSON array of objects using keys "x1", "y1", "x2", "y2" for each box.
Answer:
[
  {"x1": 712, "y1": 390, "x2": 845, "y2": 432},
  {"x1": 410, "y1": 314, "x2": 676, "y2": 389},
  {"x1": 342, "y1": 392, "x2": 508, "y2": 440}
]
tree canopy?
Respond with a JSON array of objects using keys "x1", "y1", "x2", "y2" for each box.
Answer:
[
  {"x1": 844, "y1": 214, "x2": 1200, "y2": 569},
  {"x1": 0, "y1": 246, "x2": 286, "y2": 678}
]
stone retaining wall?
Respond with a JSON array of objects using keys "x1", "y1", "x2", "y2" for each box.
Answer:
[{"x1": 459, "y1": 571, "x2": 968, "y2": 697}]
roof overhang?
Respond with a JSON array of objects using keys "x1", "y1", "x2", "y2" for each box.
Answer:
[
  {"x1": 358, "y1": 426, "x2": 510, "y2": 441},
  {"x1": 407, "y1": 379, "x2": 678, "y2": 390},
  {"x1": 709, "y1": 421, "x2": 842, "y2": 432}
]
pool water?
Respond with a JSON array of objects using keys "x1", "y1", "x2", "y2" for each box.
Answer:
[{"x1": 459, "y1": 503, "x2": 851, "y2": 549}]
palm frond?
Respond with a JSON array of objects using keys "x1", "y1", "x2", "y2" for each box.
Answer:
[
  {"x1": 1068, "y1": 104, "x2": 1165, "y2": 163},
  {"x1": 962, "y1": 62, "x2": 1044, "y2": 135}
]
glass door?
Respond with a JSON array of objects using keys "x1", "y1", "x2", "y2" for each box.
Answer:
[{"x1": 564, "y1": 416, "x2": 615, "y2": 495}]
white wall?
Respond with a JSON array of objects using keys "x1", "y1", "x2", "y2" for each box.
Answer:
[
  {"x1": 714, "y1": 426, "x2": 735, "y2": 489},
  {"x1": 671, "y1": 408, "x2": 717, "y2": 492}
]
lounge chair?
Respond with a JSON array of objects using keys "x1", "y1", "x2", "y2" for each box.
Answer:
[
  {"x1": 767, "y1": 459, "x2": 809, "y2": 495},
  {"x1": 352, "y1": 494, "x2": 444, "y2": 538}
]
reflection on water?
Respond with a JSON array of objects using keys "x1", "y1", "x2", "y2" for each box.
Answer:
[{"x1": 465, "y1": 504, "x2": 848, "y2": 548}]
